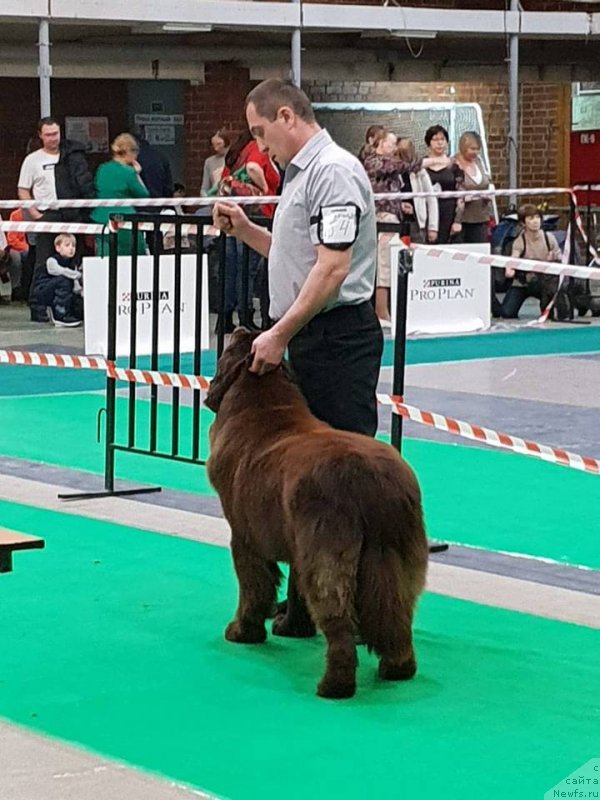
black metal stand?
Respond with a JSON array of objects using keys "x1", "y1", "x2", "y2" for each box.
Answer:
[
  {"x1": 58, "y1": 486, "x2": 162, "y2": 502},
  {"x1": 391, "y1": 245, "x2": 449, "y2": 555},
  {"x1": 58, "y1": 219, "x2": 161, "y2": 502}
]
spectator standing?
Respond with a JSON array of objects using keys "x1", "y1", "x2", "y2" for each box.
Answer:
[
  {"x1": 396, "y1": 138, "x2": 439, "y2": 244},
  {"x1": 363, "y1": 128, "x2": 405, "y2": 326},
  {"x1": 357, "y1": 124, "x2": 385, "y2": 164},
  {"x1": 18, "y1": 117, "x2": 94, "y2": 321},
  {"x1": 454, "y1": 131, "x2": 491, "y2": 244},
  {"x1": 218, "y1": 130, "x2": 280, "y2": 332},
  {"x1": 499, "y1": 204, "x2": 564, "y2": 319},
  {"x1": 133, "y1": 131, "x2": 173, "y2": 199},
  {"x1": 423, "y1": 125, "x2": 464, "y2": 244},
  {"x1": 201, "y1": 130, "x2": 230, "y2": 196},
  {"x1": 92, "y1": 134, "x2": 150, "y2": 256}
]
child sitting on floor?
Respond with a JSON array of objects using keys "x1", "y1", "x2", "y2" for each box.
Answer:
[{"x1": 30, "y1": 233, "x2": 83, "y2": 327}]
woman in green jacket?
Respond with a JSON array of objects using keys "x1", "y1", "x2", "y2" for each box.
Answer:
[{"x1": 93, "y1": 133, "x2": 150, "y2": 256}]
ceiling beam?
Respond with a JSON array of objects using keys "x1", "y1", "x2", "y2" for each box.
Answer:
[
  {"x1": 48, "y1": 0, "x2": 300, "y2": 28},
  {"x1": 0, "y1": 1, "x2": 596, "y2": 40}
]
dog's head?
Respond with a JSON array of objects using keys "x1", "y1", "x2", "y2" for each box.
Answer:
[{"x1": 205, "y1": 328, "x2": 258, "y2": 413}]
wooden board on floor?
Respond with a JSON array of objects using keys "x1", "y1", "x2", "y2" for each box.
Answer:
[{"x1": 0, "y1": 529, "x2": 45, "y2": 574}]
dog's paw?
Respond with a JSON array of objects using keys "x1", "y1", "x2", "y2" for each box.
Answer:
[
  {"x1": 378, "y1": 655, "x2": 417, "y2": 681},
  {"x1": 272, "y1": 612, "x2": 316, "y2": 639},
  {"x1": 317, "y1": 675, "x2": 356, "y2": 700},
  {"x1": 225, "y1": 620, "x2": 267, "y2": 644}
]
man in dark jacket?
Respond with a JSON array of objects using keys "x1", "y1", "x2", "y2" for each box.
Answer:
[
  {"x1": 131, "y1": 131, "x2": 174, "y2": 253},
  {"x1": 18, "y1": 117, "x2": 94, "y2": 320},
  {"x1": 133, "y1": 133, "x2": 173, "y2": 199}
]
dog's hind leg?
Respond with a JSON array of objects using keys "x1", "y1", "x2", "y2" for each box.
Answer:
[
  {"x1": 225, "y1": 537, "x2": 281, "y2": 645},
  {"x1": 300, "y1": 545, "x2": 361, "y2": 699},
  {"x1": 357, "y1": 548, "x2": 423, "y2": 682},
  {"x1": 377, "y1": 608, "x2": 417, "y2": 682}
]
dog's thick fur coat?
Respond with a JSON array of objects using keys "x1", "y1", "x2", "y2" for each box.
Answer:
[{"x1": 206, "y1": 329, "x2": 428, "y2": 698}]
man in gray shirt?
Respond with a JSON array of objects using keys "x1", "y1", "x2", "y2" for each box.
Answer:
[
  {"x1": 213, "y1": 79, "x2": 383, "y2": 637},
  {"x1": 213, "y1": 78, "x2": 383, "y2": 435}
]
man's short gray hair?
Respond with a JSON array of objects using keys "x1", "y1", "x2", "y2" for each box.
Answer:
[{"x1": 245, "y1": 79, "x2": 316, "y2": 123}]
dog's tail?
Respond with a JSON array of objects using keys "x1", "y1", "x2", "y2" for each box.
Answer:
[{"x1": 355, "y1": 472, "x2": 428, "y2": 657}]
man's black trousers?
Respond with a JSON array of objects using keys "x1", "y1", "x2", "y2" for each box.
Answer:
[{"x1": 287, "y1": 301, "x2": 384, "y2": 438}]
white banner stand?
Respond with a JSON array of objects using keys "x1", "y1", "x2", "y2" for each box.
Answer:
[
  {"x1": 389, "y1": 240, "x2": 491, "y2": 336},
  {"x1": 83, "y1": 254, "x2": 210, "y2": 357}
]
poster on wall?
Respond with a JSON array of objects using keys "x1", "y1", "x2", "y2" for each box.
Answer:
[
  {"x1": 65, "y1": 117, "x2": 109, "y2": 153},
  {"x1": 134, "y1": 114, "x2": 184, "y2": 126},
  {"x1": 144, "y1": 124, "x2": 176, "y2": 146}
]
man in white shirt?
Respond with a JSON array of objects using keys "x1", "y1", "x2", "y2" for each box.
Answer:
[
  {"x1": 18, "y1": 117, "x2": 93, "y2": 321},
  {"x1": 18, "y1": 121, "x2": 61, "y2": 217}
]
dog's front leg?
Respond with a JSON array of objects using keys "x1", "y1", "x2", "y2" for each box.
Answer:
[{"x1": 225, "y1": 537, "x2": 280, "y2": 644}]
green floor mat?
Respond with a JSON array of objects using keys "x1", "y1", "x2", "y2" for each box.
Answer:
[
  {"x1": 1, "y1": 392, "x2": 599, "y2": 569},
  {"x1": 0, "y1": 501, "x2": 597, "y2": 800},
  {"x1": 399, "y1": 324, "x2": 600, "y2": 365}
]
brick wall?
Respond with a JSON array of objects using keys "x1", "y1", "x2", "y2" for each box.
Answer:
[
  {"x1": 184, "y1": 62, "x2": 255, "y2": 191},
  {"x1": 0, "y1": 69, "x2": 570, "y2": 200},
  {"x1": 305, "y1": 78, "x2": 570, "y2": 190}
]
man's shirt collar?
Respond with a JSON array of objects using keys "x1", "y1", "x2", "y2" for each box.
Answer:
[{"x1": 289, "y1": 129, "x2": 332, "y2": 171}]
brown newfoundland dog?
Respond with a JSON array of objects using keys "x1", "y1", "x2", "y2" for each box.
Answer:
[{"x1": 205, "y1": 329, "x2": 428, "y2": 699}]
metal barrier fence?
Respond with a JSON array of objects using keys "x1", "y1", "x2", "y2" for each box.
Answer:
[{"x1": 59, "y1": 215, "x2": 408, "y2": 500}]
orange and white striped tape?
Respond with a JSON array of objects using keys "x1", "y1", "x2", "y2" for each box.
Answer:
[
  {"x1": 2, "y1": 348, "x2": 599, "y2": 476},
  {"x1": 0, "y1": 349, "x2": 209, "y2": 390},
  {"x1": 378, "y1": 394, "x2": 600, "y2": 476},
  {"x1": 0, "y1": 349, "x2": 107, "y2": 370},
  {"x1": 411, "y1": 244, "x2": 600, "y2": 281},
  {"x1": 0, "y1": 220, "x2": 199, "y2": 236},
  {"x1": 106, "y1": 363, "x2": 210, "y2": 391},
  {"x1": 0, "y1": 185, "x2": 580, "y2": 211}
]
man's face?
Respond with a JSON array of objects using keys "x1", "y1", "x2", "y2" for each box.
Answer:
[
  {"x1": 246, "y1": 102, "x2": 292, "y2": 167},
  {"x1": 39, "y1": 124, "x2": 60, "y2": 154}
]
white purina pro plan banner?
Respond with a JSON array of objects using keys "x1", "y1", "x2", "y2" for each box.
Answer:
[
  {"x1": 390, "y1": 240, "x2": 491, "y2": 335},
  {"x1": 83, "y1": 254, "x2": 210, "y2": 357}
]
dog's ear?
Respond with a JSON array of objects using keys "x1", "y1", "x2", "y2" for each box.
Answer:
[
  {"x1": 205, "y1": 354, "x2": 248, "y2": 413},
  {"x1": 205, "y1": 332, "x2": 254, "y2": 413}
]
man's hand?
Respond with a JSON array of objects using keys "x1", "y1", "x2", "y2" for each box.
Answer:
[
  {"x1": 249, "y1": 329, "x2": 288, "y2": 376},
  {"x1": 427, "y1": 229, "x2": 437, "y2": 243},
  {"x1": 450, "y1": 222, "x2": 462, "y2": 236},
  {"x1": 212, "y1": 201, "x2": 250, "y2": 238},
  {"x1": 505, "y1": 267, "x2": 516, "y2": 279}
]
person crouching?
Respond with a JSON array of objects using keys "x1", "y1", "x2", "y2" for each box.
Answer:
[
  {"x1": 499, "y1": 204, "x2": 564, "y2": 320},
  {"x1": 30, "y1": 233, "x2": 83, "y2": 326}
]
